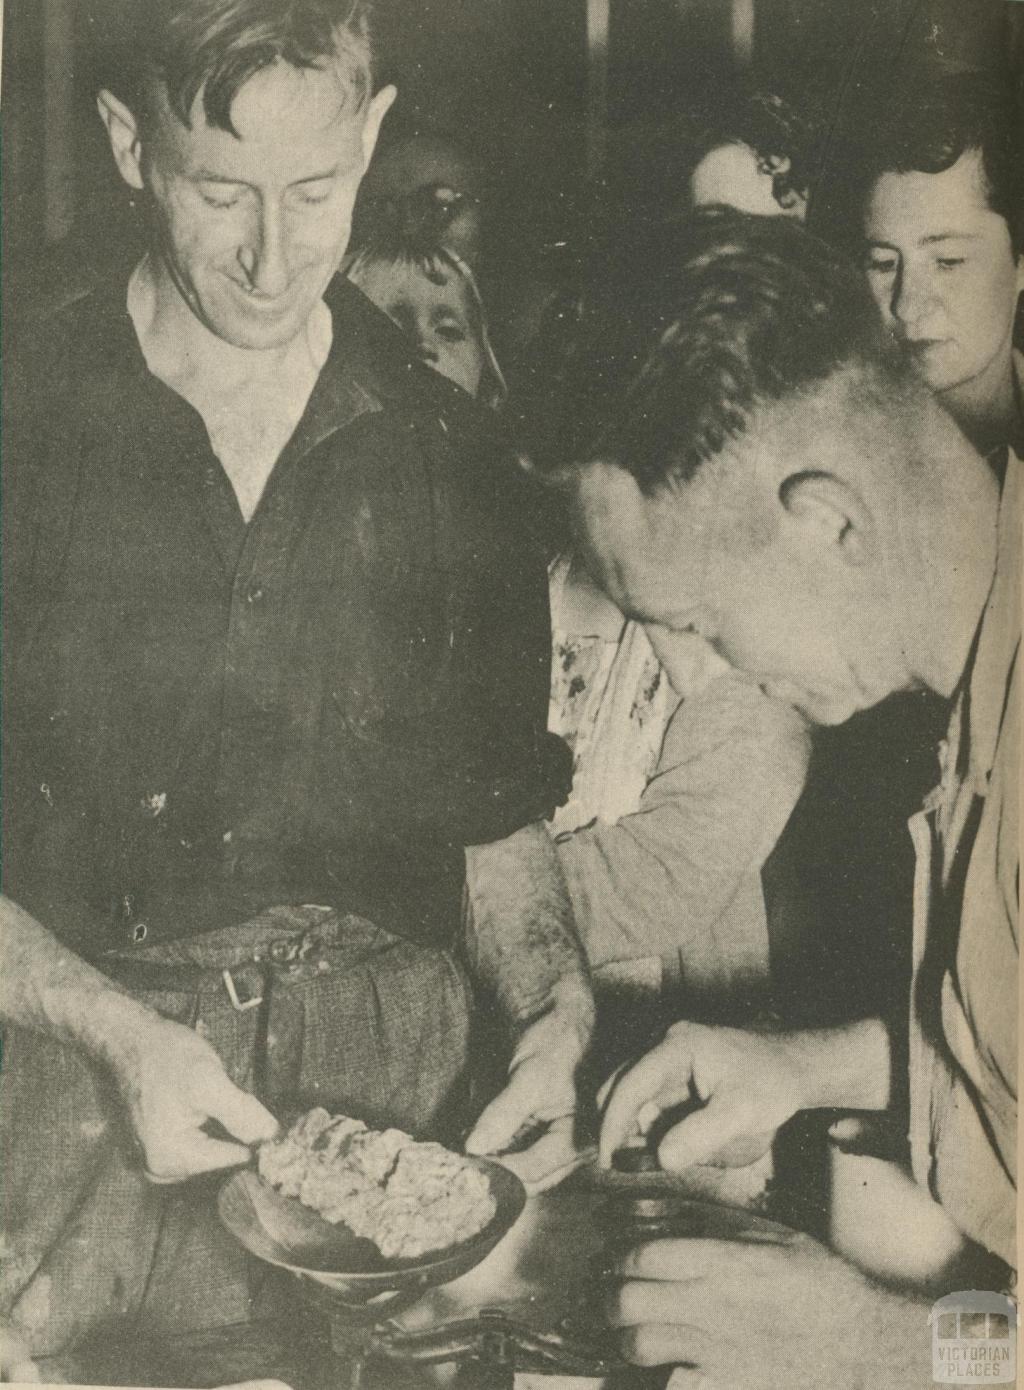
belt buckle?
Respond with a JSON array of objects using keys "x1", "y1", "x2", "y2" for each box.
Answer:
[{"x1": 222, "y1": 968, "x2": 264, "y2": 1012}]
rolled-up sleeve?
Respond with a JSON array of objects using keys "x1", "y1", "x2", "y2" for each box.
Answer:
[{"x1": 555, "y1": 675, "x2": 810, "y2": 985}]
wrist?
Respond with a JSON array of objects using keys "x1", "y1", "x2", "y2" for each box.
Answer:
[
  {"x1": 85, "y1": 992, "x2": 167, "y2": 1078},
  {"x1": 512, "y1": 973, "x2": 595, "y2": 1052},
  {"x1": 781, "y1": 1019, "x2": 891, "y2": 1112}
]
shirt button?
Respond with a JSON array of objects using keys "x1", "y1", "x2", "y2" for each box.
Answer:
[
  {"x1": 131, "y1": 921, "x2": 149, "y2": 945},
  {"x1": 246, "y1": 583, "x2": 265, "y2": 605}
]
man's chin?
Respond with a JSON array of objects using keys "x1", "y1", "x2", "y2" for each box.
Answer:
[
  {"x1": 198, "y1": 286, "x2": 324, "y2": 352},
  {"x1": 208, "y1": 311, "x2": 310, "y2": 352},
  {"x1": 761, "y1": 680, "x2": 860, "y2": 727}
]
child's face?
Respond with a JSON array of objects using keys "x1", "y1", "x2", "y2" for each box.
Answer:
[{"x1": 353, "y1": 259, "x2": 486, "y2": 397}]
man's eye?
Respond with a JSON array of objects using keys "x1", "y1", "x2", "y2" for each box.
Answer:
[
  {"x1": 866, "y1": 256, "x2": 897, "y2": 275},
  {"x1": 200, "y1": 188, "x2": 243, "y2": 210},
  {"x1": 936, "y1": 257, "x2": 966, "y2": 270},
  {"x1": 436, "y1": 324, "x2": 468, "y2": 344},
  {"x1": 294, "y1": 184, "x2": 334, "y2": 207}
]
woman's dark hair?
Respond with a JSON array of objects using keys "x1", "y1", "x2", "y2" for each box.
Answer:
[
  {"x1": 93, "y1": 0, "x2": 375, "y2": 133},
  {"x1": 854, "y1": 71, "x2": 1024, "y2": 254},
  {"x1": 689, "y1": 87, "x2": 814, "y2": 213},
  {"x1": 513, "y1": 209, "x2": 905, "y2": 494}
]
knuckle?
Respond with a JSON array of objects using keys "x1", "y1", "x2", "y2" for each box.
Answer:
[
  {"x1": 620, "y1": 1326, "x2": 665, "y2": 1367},
  {"x1": 614, "y1": 1282, "x2": 648, "y2": 1324}
]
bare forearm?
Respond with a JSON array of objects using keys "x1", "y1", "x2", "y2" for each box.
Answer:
[
  {"x1": 465, "y1": 822, "x2": 593, "y2": 1030},
  {"x1": 0, "y1": 893, "x2": 155, "y2": 1068}
]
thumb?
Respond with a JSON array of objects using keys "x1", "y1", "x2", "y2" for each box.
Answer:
[
  {"x1": 216, "y1": 1381, "x2": 295, "y2": 1389},
  {"x1": 465, "y1": 1068, "x2": 537, "y2": 1155},
  {"x1": 204, "y1": 1073, "x2": 279, "y2": 1146},
  {"x1": 146, "y1": 1132, "x2": 253, "y2": 1183}
]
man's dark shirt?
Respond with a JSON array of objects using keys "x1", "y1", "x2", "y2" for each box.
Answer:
[{"x1": 2, "y1": 274, "x2": 570, "y2": 958}]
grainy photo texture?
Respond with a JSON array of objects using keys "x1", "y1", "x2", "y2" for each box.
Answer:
[{"x1": 0, "y1": 2, "x2": 1020, "y2": 1387}]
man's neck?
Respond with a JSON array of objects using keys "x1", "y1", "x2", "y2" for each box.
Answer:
[
  {"x1": 900, "y1": 417, "x2": 1002, "y2": 700},
  {"x1": 940, "y1": 346, "x2": 1019, "y2": 459}
]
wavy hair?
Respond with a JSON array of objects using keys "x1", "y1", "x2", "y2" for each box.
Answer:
[{"x1": 513, "y1": 209, "x2": 909, "y2": 493}]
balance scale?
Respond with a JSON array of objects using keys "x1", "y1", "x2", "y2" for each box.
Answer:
[{"x1": 218, "y1": 1161, "x2": 628, "y2": 1390}]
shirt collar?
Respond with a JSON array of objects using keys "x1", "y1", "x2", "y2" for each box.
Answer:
[
  {"x1": 551, "y1": 553, "x2": 628, "y2": 641},
  {"x1": 964, "y1": 449, "x2": 1021, "y2": 783},
  {"x1": 87, "y1": 267, "x2": 415, "y2": 447}
]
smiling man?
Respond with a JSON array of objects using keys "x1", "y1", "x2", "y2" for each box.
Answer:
[
  {"x1": 1, "y1": 0, "x2": 590, "y2": 1376},
  {"x1": 859, "y1": 73, "x2": 1023, "y2": 460},
  {"x1": 535, "y1": 212, "x2": 1016, "y2": 1386}
]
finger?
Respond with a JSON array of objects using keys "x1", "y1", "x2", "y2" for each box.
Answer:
[
  {"x1": 464, "y1": 1069, "x2": 547, "y2": 1155},
  {"x1": 599, "y1": 1047, "x2": 688, "y2": 1166},
  {"x1": 596, "y1": 1061, "x2": 629, "y2": 1112},
  {"x1": 215, "y1": 1381, "x2": 295, "y2": 1389},
  {"x1": 145, "y1": 1133, "x2": 252, "y2": 1183},
  {"x1": 665, "y1": 1370, "x2": 713, "y2": 1390},
  {"x1": 203, "y1": 1076, "x2": 279, "y2": 1146},
  {"x1": 495, "y1": 1125, "x2": 593, "y2": 1194},
  {"x1": 607, "y1": 1280, "x2": 708, "y2": 1329},
  {"x1": 5, "y1": 1360, "x2": 42, "y2": 1384},
  {"x1": 617, "y1": 1322, "x2": 706, "y2": 1369},
  {"x1": 616, "y1": 1239, "x2": 735, "y2": 1282},
  {"x1": 655, "y1": 1101, "x2": 750, "y2": 1172},
  {"x1": 828, "y1": 1116, "x2": 870, "y2": 1144}
]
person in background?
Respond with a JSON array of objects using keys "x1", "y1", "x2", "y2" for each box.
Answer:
[
  {"x1": 346, "y1": 224, "x2": 507, "y2": 405},
  {"x1": 688, "y1": 88, "x2": 812, "y2": 221},
  {"x1": 558, "y1": 212, "x2": 1016, "y2": 1387},
  {"x1": 857, "y1": 71, "x2": 1024, "y2": 462},
  {"x1": 353, "y1": 130, "x2": 486, "y2": 268},
  {"x1": 0, "y1": 1, "x2": 593, "y2": 1378}
]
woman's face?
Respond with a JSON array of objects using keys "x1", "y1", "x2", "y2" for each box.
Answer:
[
  {"x1": 690, "y1": 142, "x2": 807, "y2": 221},
  {"x1": 352, "y1": 258, "x2": 486, "y2": 397},
  {"x1": 863, "y1": 149, "x2": 1023, "y2": 403}
]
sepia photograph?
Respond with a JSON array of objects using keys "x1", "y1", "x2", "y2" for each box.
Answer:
[{"x1": 0, "y1": 0, "x2": 1020, "y2": 1386}]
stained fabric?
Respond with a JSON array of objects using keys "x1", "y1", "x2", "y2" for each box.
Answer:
[{"x1": 2, "y1": 275, "x2": 570, "y2": 958}]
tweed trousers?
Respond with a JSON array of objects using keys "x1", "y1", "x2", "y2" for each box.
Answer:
[{"x1": 0, "y1": 906, "x2": 473, "y2": 1364}]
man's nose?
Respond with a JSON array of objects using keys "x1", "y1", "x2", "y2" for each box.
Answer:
[
  {"x1": 237, "y1": 202, "x2": 290, "y2": 297},
  {"x1": 416, "y1": 335, "x2": 439, "y2": 366},
  {"x1": 891, "y1": 264, "x2": 938, "y2": 331}
]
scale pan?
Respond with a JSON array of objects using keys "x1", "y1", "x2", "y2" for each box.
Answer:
[{"x1": 219, "y1": 1158, "x2": 526, "y2": 1296}]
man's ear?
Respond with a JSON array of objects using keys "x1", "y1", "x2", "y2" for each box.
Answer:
[
  {"x1": 361, "y1": 84, "x2": 397, "y2": 170},
  {"x1": 779, "y1": 471, "x2": 874, "y2": 566},
  {"x1": 97, "y1": 89, "x2": 145, "y2": 191}
]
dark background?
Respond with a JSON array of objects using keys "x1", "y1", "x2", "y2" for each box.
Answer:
[{"x1": 3, "y1": 0, "x2": 1020, "y2": 298}]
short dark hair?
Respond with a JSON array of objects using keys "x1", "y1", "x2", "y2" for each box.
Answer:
[
  {"x1": 514, "y1": 209, "x2": 908, "y2": 494},
  {"x1": 95, "y1": 0, "x2": 374, "y2": 135},
  {"x1": 856, "y1": 71, "x2": 1024, "y2": 254}
]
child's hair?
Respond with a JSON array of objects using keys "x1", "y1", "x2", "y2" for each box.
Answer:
[{"x1": 346, "y1": 195, "x2": 507, "y2": 408}]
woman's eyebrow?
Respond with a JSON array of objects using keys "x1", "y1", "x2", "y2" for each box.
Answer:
[
  {"x1": 290, "y1": 168, "x2": 340, "y2": 186},
  {"x1": 919, "y1": 232, "x2": 983, "y2": 245},
  {"x1": 193, "y1": 171, "x2": 248, "y2": 183}
]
